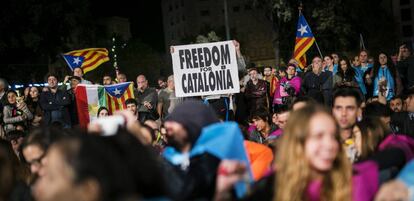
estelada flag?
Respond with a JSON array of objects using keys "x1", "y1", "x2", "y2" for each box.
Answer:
[
  {"x1": 62, "y1": 48, "x2": 109, "y2": 74},
  {"x1": 163, "y1": 122, "x2": 253, "y2": 198},
  {"x1": 75, "y1": 82, "x2": 135, "y2": 127},
  {"x1": 293, "y1": 13, "x2": 315, "y2": 69}
]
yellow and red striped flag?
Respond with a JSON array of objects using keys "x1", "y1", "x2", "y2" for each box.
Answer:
[
  {"x1": 105, "y1": 82, "x2": 135, "y2": 114},
  {"x1": 62, "y1": 48, "x2": 109, "y2": 74},
  {"x1": 75, "y1": 82, "x2": 135, "y2": 127},
  {"x1": 293, "y1": 13, "x2": 315, "y2": 69}
]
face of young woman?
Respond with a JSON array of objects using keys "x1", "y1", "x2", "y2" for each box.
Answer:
[
  {"x1": 340, "y1": 60, "x2": 348, "y2": 71},
  {"x1": 324, "y1": 56, "x2": 333, "y2": 66},
  {"x1": 379, "y1": 53, "x2": 387, "y2": 66},
  {"x1": 305, "y1": 113, "x2": 339, "y2": 172},
  {"x1": 98, "y1": 110, "x2": 109, "y2": 117},
  {"x1": 353, "y1": 126, "x2": 362, "y2": 156},
  {"x1": 30, "y1": 87, "x2": 39, "y2": 99},
  {"x1": 7, "y1": 92, "x2": 16, "y2": 104}
]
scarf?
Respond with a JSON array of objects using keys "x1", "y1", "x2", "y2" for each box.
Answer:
[{"x1": 373, "y1": 66, "x2": 395, "y2": 100}]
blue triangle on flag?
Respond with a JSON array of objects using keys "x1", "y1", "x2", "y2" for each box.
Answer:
[
  {"x1": 296, "y1": 14, "x2": 314, "y2": 38},
  {"x1": 104, "y1": 82, "x2": 132, "y2": 98},
  {"x1": 62, "y1": 55, "x2": 85, "y2": 70}
]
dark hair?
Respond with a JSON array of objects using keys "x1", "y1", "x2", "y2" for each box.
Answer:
[
  {"x1": 324, "y1": 55, "x2": 333, "y2": 60},
  {"x1": 363, "y1": 102, "x2": 392, "y2": 118},
  {"x1": 333, "y1": 88, "x2": 363, "y2": 107},
  {"x1": 286, "y1": 63, "x2": 297, "y2": 69},
  {"x1": 97, "y1": 107, "x2": 109, "y2": 117},
  {"x1": 274, "y1": 104, "x2": 290, "y2": 114},
  {"x1": 125, "y1": 98, "x2": 137, "y2": 106},
  {"x1": 337, "y1": 57, "x2": 355, "y2": 80},
  {"x1": 45, "y1": 73, "x2": 59, "y2": 82},
  {"x1": 73, "y1": 67, "x2": 84, "y2": 74},
  {"x1": 390, "y1": 96, "x2": 402, "y2": 102},
  {"x1": 5, "y1": 130, "x2": 25, "y2": 142},
  {"x1": 355, "y1": 116, "x2": 387, "y2": 160},
  {"x1": 250, "y1": 108, "x2": 270, "y2": 123},
  {"x1": 21, "y1": 127, "x2": 63, "y2": 153},
  {"x1": 157, "y1": 76, "x2": 166, "y2": 82},
  {"x1": 264, "y1": 66, "x2": 272, "y2": 70},
  {"x1": 141, "y1": 124, "x2": 156, "y2": 143},
  {"x1": 0, "y1": 139, "x2": 29, "y2": 200},
  {"x1": 278, "y1": 66, "x2": 287, "y2": 73},
  {"x1": 69, "y1": 76, "x2": 82, "y2": 82},
  {"x1": 54, "y1": 129, "x2": 166, "y2": 200},
  {"x1": 372, "y1": 52, "x2": 398, "y2": 89},
  {"x1": 5, "y1": 90, "x2": 18, "y2": 105},
  {"x1": 248, "y1": 68, "x2": 258, "y2": 73}
]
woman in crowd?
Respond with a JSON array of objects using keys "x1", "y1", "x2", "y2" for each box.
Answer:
[
  {"x1": 26, "y1": 87, "x2": 43, "y2": 128},
  {"x1": 273, "y1": 63, "x2": 301, "y2": 108},
  {"x1": 0, "y1": 139, "x2": 32, "y2": 201},
  {"x1": 97, "y1": 107, "x2": 109, "y2": 118},
  {"x1": 214, "y1": 105, "x2": 410, "y2": 201},
  {"x1": 33, "y1": 129, "x2": 167, "y2": 201},
  {"x1": 3, "y1": 90, "x2": 33, "y2": 134},
  {"x1": 324, "y1": 55, "x2": 337, "y2": 74},
  {"x1": 370, "y1": 53, "x2": 402, "y2": 100},
  {"x1": 353, "y1": 117, "x2": 414, "y2": 163},
  {"x1": 333, "y1": 58, "x2": 359, "y2": 89}
]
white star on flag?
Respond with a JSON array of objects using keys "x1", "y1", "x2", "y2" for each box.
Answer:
[
  {"x1": 73, "y1": 57, "x2": 81, "y2": 65},
  {"x1": 298, "y1": 24, "x2": 308, "y2": 36},
  {"x1": 113, "y1": 88, "x2": 121, "y2": 95}
]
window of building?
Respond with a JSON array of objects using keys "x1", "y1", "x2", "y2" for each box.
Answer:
[
  {"x1": 176, "y1": 15, "x2": 180, "y2": 23},
  {"x1": 401, "y1": 8, "x2": 412, "y2": 21},
  {"x1": 182, "y1": 15, "x2": 185, "y2": 21},
  {"x1": 400, "y1": 0, "x2": 410, "y2": 6},
  {"x1": 181, "y1": 0, "x2": 184, "y2": 7},
  {"x1": 245, "y1": 4, "x2": 252, "y2": 10},
  {"x1": 170, "y1": 19, "x2": 174, "y2": 26},
  {"x1": 169, "y1": 5, "x2": 173, "y2": 11},
  {"x1": 200, "y1": 10, "x2": 210, "y2": 16},
  {"x1": 233, "y1": 6, "x2": 240, "y2": 12},
  {"x1": 402, "y1": 25, "x2": 413, "y2": 37}
]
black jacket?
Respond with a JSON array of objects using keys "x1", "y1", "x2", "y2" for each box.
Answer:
[
  {"x1": 396, "y1": 56, "x2": 414, "y2": 91},
  {"x1": 391, "y1": 112, "x2": 414, "y2": 137},
  {"x1": 163, "y1": 153, "x2": 221, "y2": 201},
  {"x1": 39, "y1": 88, "x2": 71, "y2": 127}
]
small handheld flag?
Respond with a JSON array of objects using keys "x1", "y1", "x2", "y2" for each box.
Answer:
[
  {"x1": 293, "y1": 13, "x2": 315, "y2": 69},
  {"x1": 62, "y1": 48, "x2": 109, "y2": 74}
]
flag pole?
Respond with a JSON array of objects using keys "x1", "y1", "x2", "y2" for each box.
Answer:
[
  {"x1": 359, "y1": 33, "x2": 366, "y2": 50},
  {"x1": 298, "y1": 2, "x2": 323, "y2": 59}
]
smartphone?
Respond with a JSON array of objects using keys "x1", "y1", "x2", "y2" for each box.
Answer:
[{"x1": 92, "y1": 115, "x2": 125, "y2": 136}]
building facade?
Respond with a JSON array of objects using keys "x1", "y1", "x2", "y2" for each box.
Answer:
[
  {"x1": 161, "y1": 0, "x2": 276, "y2": 67},
  {"x1": 391, "y1": 0, "x2": 414, "y2": 45}
]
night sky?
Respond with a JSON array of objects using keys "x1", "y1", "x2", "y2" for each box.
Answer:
[{"x1": 92, "y1": 0, "x2": 165, "y2": 52}]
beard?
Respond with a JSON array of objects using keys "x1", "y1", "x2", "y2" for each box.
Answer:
[{"x1": 165, "y1": 134, "x2": 187, "y2": 152}]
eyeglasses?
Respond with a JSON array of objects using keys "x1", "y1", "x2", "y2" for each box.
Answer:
[{"x1": 27, "y1": 153, "x2": 46, "y2": 167}]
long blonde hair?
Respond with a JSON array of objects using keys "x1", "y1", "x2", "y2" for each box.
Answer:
[{"x1": 273, "y1": 105, "x2": 352, "y2": 201}]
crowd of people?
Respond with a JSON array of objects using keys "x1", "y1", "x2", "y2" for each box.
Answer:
[{"x1": 0, "y1": 41, "x2": 414, "y2": 201}]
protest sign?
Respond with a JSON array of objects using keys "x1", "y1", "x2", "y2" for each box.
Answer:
[{"x1": 171, "y1": 41, "x2": 240, "y2": 97}]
